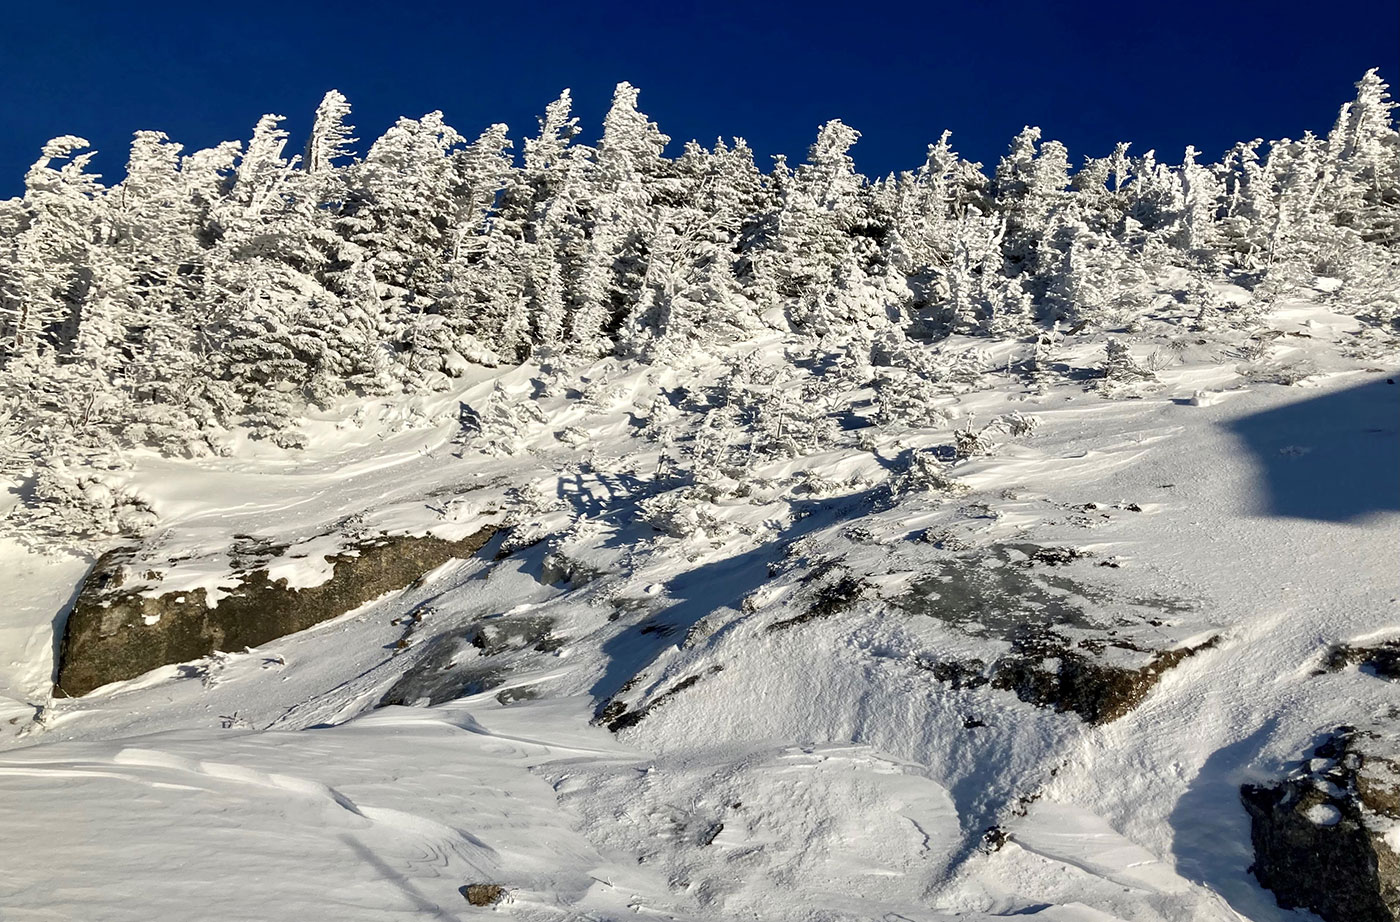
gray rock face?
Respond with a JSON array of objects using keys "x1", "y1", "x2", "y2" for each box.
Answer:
[
  {"x1": 897, "y1": 543, "x2": 1212, "y2": 725},
  {"x1": 55, "y1": 527, "x2": 497, "y2": 697},
  {"x1": 378, "y1": 614, "x2": 559, "y2": 708},
  {"x1": 1242, "y1": 725, "x2": 1400, "y2": 922}
]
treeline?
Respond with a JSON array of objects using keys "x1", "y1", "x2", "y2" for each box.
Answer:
[{"x1": 0, "y1": 73, "x2": 1395, "y2": 456}]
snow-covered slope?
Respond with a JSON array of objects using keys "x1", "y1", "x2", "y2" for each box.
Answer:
[{"x1": 0, "y1": 291, "x2": 1396, "y2": 922}]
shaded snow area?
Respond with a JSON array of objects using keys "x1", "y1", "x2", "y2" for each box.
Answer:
[{"x1": 1, "y1": 293, "x2": 1397, "y2": 922}]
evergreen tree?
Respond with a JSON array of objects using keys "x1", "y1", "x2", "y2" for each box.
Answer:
[
  {"x1": 304, "y1": 90, "x2": 357, "y2": 177},
  {"x1": 0, "y1": 137, "x2": 103, "y2": 360},
  {"x1": 1327, "y1": 69, "x2": 1399, "y2": 245}
]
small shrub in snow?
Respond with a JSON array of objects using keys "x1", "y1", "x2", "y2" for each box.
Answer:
[
  {"x1": 895, "y1": 449, "x2": 970, "y2": 496},
  {"x1": 12, "y1": 461, "x2": 158, "y2": 539},
  {"x1": 872, "y1": 368, "x2": 954, "y2": 430},
  {"x1": 953, "y1": 421, "x2": 997, "y2": 459},
  {"x1": 1237, "y1": 360, "x2": 1317, "y2": 386},
  {"x1": 953, "y1": 411, "x2": 1041, "y2": 460},
  {"x1": 638, "y1": 484, "x2": 735, "y2": 542},
  {"x1": 1101, "y1": 340, "x2": 1156, "y2": 384},
  {"x1": 461, "y1": 383, "x2": 548, "y2": 455}
]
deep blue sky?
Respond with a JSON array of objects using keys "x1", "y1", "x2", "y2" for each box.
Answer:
[{"x1": 1, "y1": 1, "x2": 1396, "y2": 196}]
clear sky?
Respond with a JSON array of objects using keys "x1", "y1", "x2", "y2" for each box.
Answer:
[{"x1": 1, "y1": 0, "x2": 1396, "y2": 195}]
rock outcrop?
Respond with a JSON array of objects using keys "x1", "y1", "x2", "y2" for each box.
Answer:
[
  {"x1": 55, "y1": 527, "x2": 497, "y2": 697},
  {"x1": 460, "y1": 883, "x2": 506, "y2": 906},
  {"x1": 1322, "y1": 640, "x2": 1400, "y2": 681},
  {"x1": 898, "y1": 543, "x2": 1213, "y2": 724},
  {"x1": 378, "y1": 614, "x2": 558, "y2": 707},
  {"x1": 1242, "y1": 724, "x2": 1400, "y2": 922},
  {"x1": 919, "y1": 633, "x2": 1217, "y2": 725}
]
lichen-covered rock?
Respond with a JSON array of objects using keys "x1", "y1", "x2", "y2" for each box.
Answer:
[
  {"x1": 55, "y1": 527, "x2": 496, "y2": 697},
  {"x1": 1242, "y1": 725, "x2": 1400, "y2": 922}
]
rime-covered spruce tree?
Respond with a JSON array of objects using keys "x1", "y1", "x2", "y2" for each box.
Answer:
[{"x1": 0, "y1": 71, "x2": 1394, "y2": 534}]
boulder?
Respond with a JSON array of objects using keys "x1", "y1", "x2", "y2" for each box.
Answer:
[
  {"x1": 55, "y1": 527, "x2": 496, "y2": 697},
  {"x1": 460, "y1": 883, "x2": 506, "y2": 906},
  {"x1": 1242, "y1": 725, "x2": 1399, "y2": 922}
]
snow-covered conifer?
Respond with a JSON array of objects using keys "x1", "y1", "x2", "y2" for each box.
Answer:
[{"x1": 304, "y1": 90, "x2": 357, "y2": 176}]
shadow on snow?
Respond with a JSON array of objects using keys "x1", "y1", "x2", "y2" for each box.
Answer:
[{"x1": 1225, "y1": 377, "x2": 1399, "y2": 522}]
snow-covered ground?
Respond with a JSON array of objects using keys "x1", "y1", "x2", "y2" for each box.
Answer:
[{"x1": 0, "y1": 291, "x2": 1396, "y2": 921}]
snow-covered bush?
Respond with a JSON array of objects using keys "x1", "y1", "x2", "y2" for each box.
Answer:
[
  {"x1": 893, "y1": 449, "x2": 970, "y2": 496},
  {"x1": 638, "y1": 484, "x2": 737, "y2": 542},
  {"x1": 1101, "y1": 340, "x2": 1156, "y2": 385},
  {"x1": 12, "y1": 461, "x2": 158, "y2": 539},
  {"x1": 953, "y1": 411, "x2": 1040, "y2": 460}
]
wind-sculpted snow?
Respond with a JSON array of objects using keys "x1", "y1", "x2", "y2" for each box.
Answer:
[{"x1": 0, "y1": 699, "x2": 647, "y2": 921}]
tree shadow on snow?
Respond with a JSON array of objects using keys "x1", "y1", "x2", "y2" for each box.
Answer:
[
  {"x1": 1224, "y1": 377, "x2": 1399, "y2": 522},
  {"x1": 338, "y1": 833, "x2": 462, "y2": 920},
  {"x1": 588, "y1": 485, "x2": 888, "y2": 705}
]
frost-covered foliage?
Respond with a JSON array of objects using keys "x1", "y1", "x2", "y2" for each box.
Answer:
[
  {"x1": 0, "y1": 72, "x2": 1396, "y2": 476},
  {"x1": 18, "y1": 460, "x2": 157, "y2": 539}
]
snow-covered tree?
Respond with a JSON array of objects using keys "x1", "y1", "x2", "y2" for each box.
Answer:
[
  {"x1": 0, "y1": 69, "x2": 1394, "y2": 503},
  {"x1": 304, "y1": 90, "x2": 357, "y2": 177}
]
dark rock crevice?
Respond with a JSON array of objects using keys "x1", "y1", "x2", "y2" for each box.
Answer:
[{"x1": 1321, "y1": 640, "x2": 1400, "y2": 681}]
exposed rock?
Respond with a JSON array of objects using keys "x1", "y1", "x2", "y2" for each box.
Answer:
[
  {"x1": 984, "y1": 634, "x2": 1218, "y2": 725},
  {"x1": 766, "y1": 574, "x2": 871, "y2": 632},
  {"x1": 494, "y1": 685, "x2": 540, "y2": 705},
  {"x1": 469, "y1": 616, "x2": 557, "y2": 655},
  {"x1": 460, "y1": 883, "x2": 506, "y2": 906},
  {"x1": 1013, "y1": 544, "x2": 1092, "y2": 567},
  {"x1": 1322, "y1": 640, "x2": 1400, "y2": 681},
  {"x1": 900, "y1": 543, "x2": 1211, "y2": 724},
  {"x1": 897, "y1": 543, "x2": 1193, "y2": 638},
  {"x1": 539, "y1": 551, "x2": 604, "y2": 587},
  {"x1": 597, "y1": 666, "x2": 723, "y2": 733},
  {"x1": 917, "y1": 656, "x2": 990, "y2": 691},
  {"x1": 378, "y1": 614, "x2": 558, "y2": 707},
  {"x1": 1242, "y1": 725, "x2": 1400, "y2": 922},
  {"x1": 980, "y1": 825, "x2": 1009, "y2": 853},
  {"x1": 55, "y1": 527, "x2": 497, "y2": 697}
]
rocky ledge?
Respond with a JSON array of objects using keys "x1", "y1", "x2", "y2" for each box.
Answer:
[
  {"x1": 1242, "y1": 723, "x2": 1400, "y2": 922},
  {"x1": 55, "y1": 526, "x2": 497, "y2": 697}
]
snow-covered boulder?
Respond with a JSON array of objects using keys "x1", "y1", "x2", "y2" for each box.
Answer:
[
  {"x1": 1242, "y1": 724, "x2": 1400, "y2": 922},
  {"x1": 55, "y1": 526, "x2": 498, "y2": 697}
]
